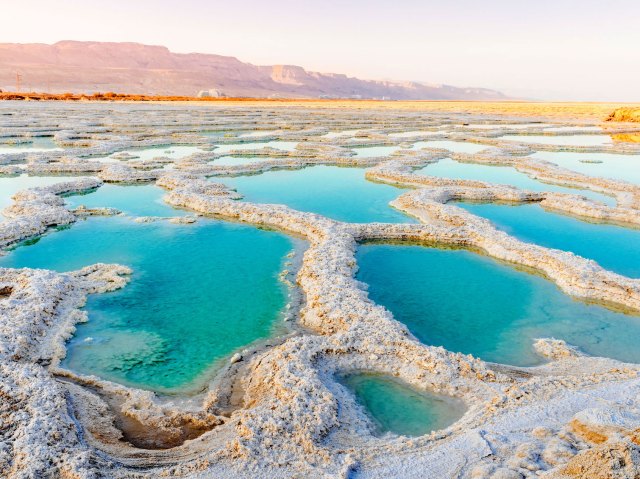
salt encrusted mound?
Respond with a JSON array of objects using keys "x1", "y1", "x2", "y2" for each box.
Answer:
[
  {"x1": 99, "y1": 164, "x2": 161, "y2": 182},
  {"x1": 0, "y1": 177, "x2": 102, "y2": 249},
  {"x1": 0, "y1": 264, "x2": 130, "y2": 478},
  {"x1": 534, "y1": 339, "x2": 584, "y2": 360}
]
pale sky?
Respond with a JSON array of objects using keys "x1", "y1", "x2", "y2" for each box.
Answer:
[{"x1": 3, "y1": 0, "x2": 640, "y2": 101}]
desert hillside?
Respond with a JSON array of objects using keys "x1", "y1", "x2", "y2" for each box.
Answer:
[{"x1": 0, "y1": 41, "x2": 507, "y2": 100}]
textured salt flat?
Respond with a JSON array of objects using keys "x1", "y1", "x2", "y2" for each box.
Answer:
[{"x1": 2, "y1": 101, "x2": 640, "y2": 478}]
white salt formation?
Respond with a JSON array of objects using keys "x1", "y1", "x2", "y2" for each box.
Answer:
[{"x1": 2, "y1": 103, "x2": 640, "y2": 478}]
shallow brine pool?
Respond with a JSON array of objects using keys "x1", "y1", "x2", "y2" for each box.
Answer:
[
  {"x1": 210, "y1": 155, "x2": 280, "y2": 167},
  {"x1": 90, "y1": 145, "x2": 205, "y2": 162},
  {"x1": 213, "y1": 141, "x2": 298, "y2": 154},
  {"x1": 339, "y1": 374, "x2": 466, "y2": 437},
  {"x1": 64, "y1": 183, "x2": 187, "y2": 217},
  {"x1": 460, "y1": 202, "x2": 640, "y2": 278},
  {"x1": 352, "y1": 146, "x2": 400, "y2": 158},
  {"x1": 220, "y1": 165, "x2": 415, "y2": 223},
  {"x1": 412, "y1": 140, "x2": 489, "y2": 154},
  {"x1": 529, "y1": 151, "x2": 640, "y2": 186},
  {"x1": 356, "y1": 243, "x2": 640, "y2": 366},
  {"x1": 0, "y1": 136, "x2": 62, "y2": 154},
  {"x1": 418, "y1": 158, "x2": 615, "y2": 205},
  {"x1": 1, "y1": 174, "x2": 79, "y2": 211}
]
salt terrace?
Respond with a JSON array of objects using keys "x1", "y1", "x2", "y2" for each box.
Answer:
[{"x1": 2, "y1": 101, "x2": 640, "y2": 478}]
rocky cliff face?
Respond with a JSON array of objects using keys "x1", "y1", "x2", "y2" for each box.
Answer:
[{"x1": 0, "y1": 41, "x2": 507, "y2": 100}]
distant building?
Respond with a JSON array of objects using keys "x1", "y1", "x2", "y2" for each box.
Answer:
[{"x1": 197, "y1": 89, "x2": 225, "y2": 98}]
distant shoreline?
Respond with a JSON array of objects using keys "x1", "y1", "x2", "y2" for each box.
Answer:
[{"x1": 1, "y1": 93, "x2": 638, "y2": 121}]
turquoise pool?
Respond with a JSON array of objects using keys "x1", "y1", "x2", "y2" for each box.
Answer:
[
  {"x1": 220, "y1": 165, "x2": 415, "y2": 224},
  {"x1": 339, "y1": 374, "x2": 466, "y2": 437},
  {"x1": 356, "y1": 243, "x2": 640, "y2": 366}
]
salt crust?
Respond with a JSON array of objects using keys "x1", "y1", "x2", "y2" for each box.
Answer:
[{"x1": 2, "y1": 107, "x2": 640, "y2": 478}]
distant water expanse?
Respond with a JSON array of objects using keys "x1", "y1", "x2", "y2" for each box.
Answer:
[
  {"x1": 499, "y1": 134, "x2": 613, "y2": 146},
  {"x1": 356, "y1": 243, "x2": 640, "y2": 366},
  {"x1": 0, "y1": 216, "x2": 295, "y2": 392}
]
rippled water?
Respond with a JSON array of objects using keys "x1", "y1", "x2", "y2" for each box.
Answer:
[
  {"x1": 339, "y1": 374, "x2": 466, "y2": 436},
  {"x1": 220, "y1": 165, "x2": 415, "y2": 223},
  {"x1": 356, "y1": 243, "x2": 640, "y2": 366}
]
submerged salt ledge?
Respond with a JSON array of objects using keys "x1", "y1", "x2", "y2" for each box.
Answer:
[{"x1": 3, "y1": 105, "x2": 640, "y2": 478}]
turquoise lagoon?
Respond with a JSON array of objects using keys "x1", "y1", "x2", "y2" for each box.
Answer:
[
  {"x1": 529, "y1": 151, "x2": 640, "y2": 186},
  {"x1": 356, "y1": 243, "x2": 640, "y2": 366},
  {"x1": 220, "y1": 165, "x2": 415, "y2": 223},
  {"x1": 418, "y1": 158, "x2": 615, "y2": 205},
  {"x1": 0, "y1": 213, "x2": 296, "y2": 392},
  {"x1": 460, "y1": 202, "x2": 640, "y2": 278},
  {"x1": 339, "y1": 374, "x2": 466, "y2": 437}
]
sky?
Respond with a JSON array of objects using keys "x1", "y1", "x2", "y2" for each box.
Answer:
[{"x1": 2, "y1": 0, "x2": 640, "y2": 101}]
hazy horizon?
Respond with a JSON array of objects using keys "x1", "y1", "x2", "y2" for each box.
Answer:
[{"x1": 3, "y1": 0, "x2": 640, "y2": 101}]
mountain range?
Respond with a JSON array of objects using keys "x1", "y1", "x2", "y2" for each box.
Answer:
[{"x1": 0, "y1": 41, "x2": 507, "y2": 100}]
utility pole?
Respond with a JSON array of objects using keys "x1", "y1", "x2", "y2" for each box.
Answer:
[{"x1": 15, "y1": 72, "x2": 22, "y2": 92}]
